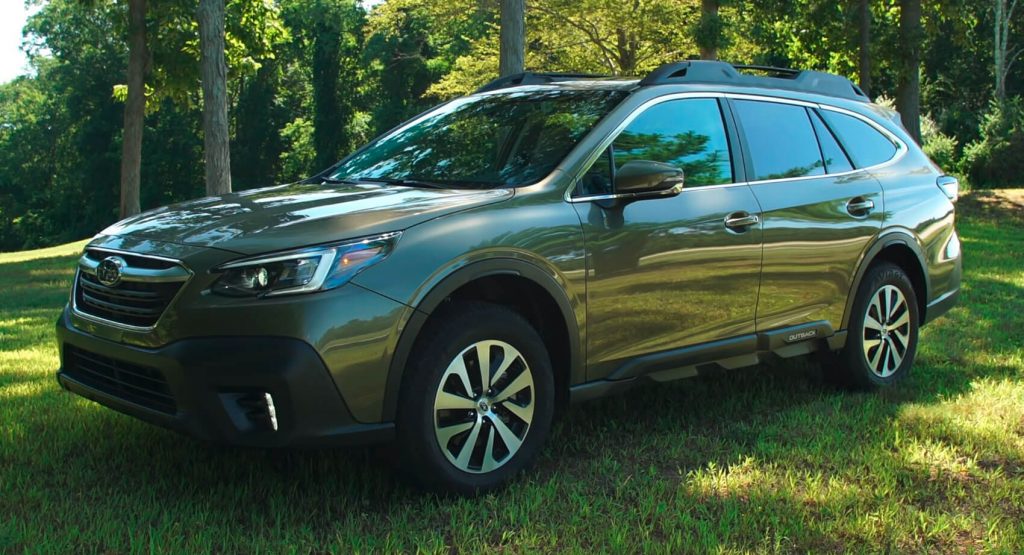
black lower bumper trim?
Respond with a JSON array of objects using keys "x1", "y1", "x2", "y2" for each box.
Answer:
[{"x1": 56, "y1": 308, "x2": 394, "y2": 447}]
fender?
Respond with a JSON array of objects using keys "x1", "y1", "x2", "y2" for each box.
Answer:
[
  {"x1": 840, "y1": 228, "x2": 930, "y2": 331},
  {"x1": 380, "y1": 258, "x2": 584, "y2": 421}
]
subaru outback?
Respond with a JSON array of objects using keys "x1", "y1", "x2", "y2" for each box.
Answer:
[{"x1": 56, "y1": 61, "x2": 961, "y2": 494}]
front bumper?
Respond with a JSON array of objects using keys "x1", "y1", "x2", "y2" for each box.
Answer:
[{"x1": 56, "y1": 308, "x2": 394, "y2": 447}]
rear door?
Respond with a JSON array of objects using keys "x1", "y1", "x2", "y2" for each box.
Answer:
[
  {"x1": 571, "y1": 96, "x2": 764, "y2": 377},
  {"x1": 730, "y1": 97, "x2": 887, "y2": 332}
]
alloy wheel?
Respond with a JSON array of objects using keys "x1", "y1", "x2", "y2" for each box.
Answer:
[
  {"x1": 862, "y1": 284, "x2": 912, "y2": 378},
  {"x1": 432, "y1": 340, "x2": 535, "y2": 474}
]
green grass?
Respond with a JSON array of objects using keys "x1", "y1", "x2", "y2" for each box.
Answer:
[{"x1": 2, "y1": 194, "x2": 1023, "y2": 553}]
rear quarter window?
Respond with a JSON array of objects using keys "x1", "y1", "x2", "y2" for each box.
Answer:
[{"x1": 819, "y1": 110, "x2": 899, "y2": 168}]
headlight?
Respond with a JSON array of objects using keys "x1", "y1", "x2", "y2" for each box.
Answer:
[{"x1": 211, "y1": 232, "x2": 400, "y2": 297}]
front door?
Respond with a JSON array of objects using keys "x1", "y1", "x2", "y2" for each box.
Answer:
[{"x1": 571, "y1": 97, "x2": 764, "y2": 379}]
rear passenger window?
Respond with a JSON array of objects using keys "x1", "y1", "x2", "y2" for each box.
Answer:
[
  {"x1": 819, "y1": 110, "x2": 898, "y2": 168},
  {"x1": 732, "y1": 100, "x2": 825, "y2": 181},
  {"x1": 810, "y1": 111, "x2": 854, "y2": 174}
]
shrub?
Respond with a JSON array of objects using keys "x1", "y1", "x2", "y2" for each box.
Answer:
[
  {"x1": 921, "y1": 114, "x2": 959, "y2": 171},
  {"x1": 875, "y1": 95, "x2": 961, "y2": 174},
  {"x1": 962, "y1": 98, "x2": 1024, "y2": 188}
]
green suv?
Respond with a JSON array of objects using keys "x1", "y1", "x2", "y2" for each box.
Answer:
[{"x1": 56, "y1": 61, "x2": 961, "y2": 494}]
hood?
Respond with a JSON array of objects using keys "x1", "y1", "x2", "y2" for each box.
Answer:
[{"x1": 101, "y1": 182, "x2": 513, "y2": 255}]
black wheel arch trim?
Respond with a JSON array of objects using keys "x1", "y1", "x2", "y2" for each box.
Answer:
[
  {"x1": 841, "y1": 230, "x2": 930, "y2": 331},
  {"x1": 380, "y1": 258, "x2": 584, "y2": 421}
]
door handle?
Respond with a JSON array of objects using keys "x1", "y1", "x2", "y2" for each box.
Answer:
[
  {"x1": 724, "y1": 212, "x2": 759, "y2": 230},
  {"x1": 846, "y1": 197, "x2": 875, "y2": 215}
]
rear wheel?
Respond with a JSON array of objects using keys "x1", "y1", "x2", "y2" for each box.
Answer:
[
  {"x1": 835, "y1": 262, "x2": 920, "y2": 388},
  {"x1": 397, "y1": 302, "x2": 554, "y2": 495}
]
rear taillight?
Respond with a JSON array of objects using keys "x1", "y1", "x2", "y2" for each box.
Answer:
[{"x1": 937, "y1": 175, "x2": 959, "y2": 201}]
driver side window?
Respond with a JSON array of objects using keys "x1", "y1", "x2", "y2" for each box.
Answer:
[{"x1": 576, "y1": 97, "x2": 734, "y2": 197}]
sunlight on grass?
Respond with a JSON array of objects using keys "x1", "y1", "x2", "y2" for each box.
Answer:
[{"x1": 0, "y1": 239, "x2": 88, "y2": 265}]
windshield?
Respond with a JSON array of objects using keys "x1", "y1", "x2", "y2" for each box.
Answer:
[{"x1": 328, "y1": 89, "x2": 627, "y2": 188}]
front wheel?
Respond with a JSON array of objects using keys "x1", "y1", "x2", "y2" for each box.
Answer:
[
  {"x1": 835, "y1": 262, "x2": 920, "y2": 388},
  {"x1": 396, "y1": 302, "x2": 554, "y2": 495}
]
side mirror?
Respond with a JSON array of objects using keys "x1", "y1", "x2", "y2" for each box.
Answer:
[{"x1": 614, "y1": 160, "x2": 684, "y2": 198}]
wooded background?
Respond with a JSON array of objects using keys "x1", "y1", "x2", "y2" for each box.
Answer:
[{"x1": 0, "y1": 0, "x2": 1021, "y2": 251}]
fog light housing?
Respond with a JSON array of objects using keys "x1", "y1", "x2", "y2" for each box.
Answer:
[{"x1": 222, "y1": 391, "x2": 280, "y2": 432}]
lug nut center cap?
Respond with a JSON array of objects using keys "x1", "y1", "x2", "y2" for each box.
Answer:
[{"x1": 477, "y1": 400, "x2": 490, "y2": 414}]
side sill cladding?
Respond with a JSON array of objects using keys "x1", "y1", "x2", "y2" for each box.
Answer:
[
  {"x1": 379, "y1": 258, "x2": 584, "y2": 422},
  {"x1": 570, "y1": 321, "x2": 845, "y2": 405},
  {"x1": 840, "y1": 231, "x2": 930, "y2": 331}
]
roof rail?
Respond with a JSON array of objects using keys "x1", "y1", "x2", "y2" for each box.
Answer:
[
  {"x1": 475, "y1": 72, "x2": 610, "y2": 93},
  {"x1": 639, "y1": 61, "x2": 869, "y2": 102}
]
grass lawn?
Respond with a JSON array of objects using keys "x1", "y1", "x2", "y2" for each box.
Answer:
[{"x1": 1, "y1": 192, "x2": 1023, "y2": 553}]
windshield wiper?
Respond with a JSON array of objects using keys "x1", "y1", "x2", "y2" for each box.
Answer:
[
  {"x1": 317, "y1": 176, "x2": 359, "y2": 185},
  {"x1": 352, "y1": 176, "x2": 449, "y2": 189}
]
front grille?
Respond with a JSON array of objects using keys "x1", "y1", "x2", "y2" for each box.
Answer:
[
  {"x1": 83, "y1": 249, "x2": 179, "y2": 270},
  {"x1": 73, "y1": 249, "x2": 188, "y2": 328},
  {"x1": 63, "y1": 345, "x2": 177, "y2": 414}
]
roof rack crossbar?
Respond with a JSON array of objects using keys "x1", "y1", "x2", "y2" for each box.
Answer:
[
  {"x1": 474, "y1": 72, "x2": 611, "y2": 93},
  {"x1": 638, "y1": 61, "x2": 869, "y2": 102}
]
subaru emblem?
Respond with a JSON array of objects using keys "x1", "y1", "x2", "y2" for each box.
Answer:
[{"x1": 96, "y1": 256, "x2": 126, "y2": 287}]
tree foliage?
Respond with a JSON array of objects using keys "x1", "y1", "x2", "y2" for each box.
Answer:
[{"x1": 2, "y1": 0, "x2": 1024, "y2": 250}]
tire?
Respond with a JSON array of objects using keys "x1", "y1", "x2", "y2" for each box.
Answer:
[
  {"x1": 835, "y1": 262, "x2": 920, "y2": 388},
  {"x1": 396, "y1": 301, "x2": 555, "y2": 495}
]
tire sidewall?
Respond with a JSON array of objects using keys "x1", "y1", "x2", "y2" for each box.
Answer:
[{"x1": 398, "y1": 302, "x2": 555, "y2": 494}]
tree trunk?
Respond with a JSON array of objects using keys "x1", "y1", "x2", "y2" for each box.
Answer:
[
  {"x1": 896, "y1": 0, "x2": 922, "y2": 143},
  {"x1": 615, "y1": 28, "x2": 638, "y2": 75},
  {"x1": 198, "y1": 0, "x2": 231, "y2": 195},
  {"x1": 499, "y1": 0, "x2": 525, "y2": 77},
  {"x1": 699, "y1": 0, "x2": 720, "y2": 61},
  {"x1": 996, "y1": 0, "x2": 1005, "y2": 101},
  {"x1": 858, "y1": 0, "x2": 871, "y2": 96},
  {"x1": 994, "y1": 0, "x2": 1019, "y2": 103},
  {"x1": 311, "y1": 24, "x2": 343, "y2": 171},
  {"x1": 119, "y1": 0, "x2": 147, "y2": 219}
]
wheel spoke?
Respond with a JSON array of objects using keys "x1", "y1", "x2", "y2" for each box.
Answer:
[
  {"x1": 863, "y1": 338, "x2": 882, "y2": 351},
  {"x1": 869, "y1": 296, "x2": 883, "y2": 324},
  {"x1": 435, "y1": 390, "x2": 476, "y2": 411},
  {"x1": 454, "y1": 418, "x2": 483, "y2": 468},
  {"x1": 481, "y1": 425, "x2": 500, "y2": 472},
  {"x1": 475, "y1": 342, "x2": 492, "y2": 393},
  {"x1": 447, "y1": 356, "x2": 475, "y2": 398},
  {"x1": 881, "y1": 340, "x2": 896, "y2": 376},
  {"x1": 490, "y1": 349, "x2": 520, "y2": 389},
  {"x1": 491, "y1": 414, "x2": 523, "y2": 453},
  {"x1": 868, "y1": 338, "x2": 885, "y2": 370},
  {"x1": 500, "y1": 398, "x2": 533, "y2": 424},
  {"x1": 864, "y1": 314, "x2": 884, "y2": 331},
  {"x1": 891, "y1": 327, "x2": 909, "y2": 350},
  {"x1": 887, "y1": 289, "x2": 899, "y2": 320},
  {"x1": 493, "y1": 369, "x2": 532, "y2": 403},
  {"x1": 890, "y1": 310, "x2": 910, "y2": 330},
  {"x1": 887, "y1": 337, "x2": 904, "y2": 368},
  {"x1": 436, "y1": 420, "x2": 474, "y2": 448}
]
